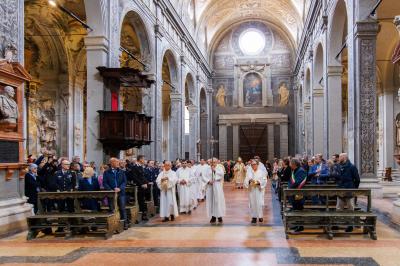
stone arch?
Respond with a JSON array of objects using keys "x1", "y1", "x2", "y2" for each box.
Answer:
[
  {"x1": 312, "y1": 43, "x2": 324, "y2": 154},
  {"x1": 118, "y1": 8, "x2": 154, "y2": 70},
  {"x1": 184, "y1": 73, "x2": 196, "y2": 103},
  {"x1": 161, "y1": 49, "x2": 179, "y2": 90},
  {"x1": 327, "y1": 0, "x2": 348, "y2": 155},
  {"x1": 24, "y1": 1, "x2": 88, "y2": 157},
  {"x1": 313, "y1": 43, "x2": 324, "y2": 91},
  {"x1": 119, "y1": 11, "x2": 153, "y2": 115},
  {"x1": 161, "y1": 49, "x2": 179, "y2": 159},
  {"x1": 328, "y1": 0, "x2": 347, "y2": 66}
]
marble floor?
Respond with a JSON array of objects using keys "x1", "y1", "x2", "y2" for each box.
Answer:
[{"x1": 1, "y1": 184, "x2": 400, "y2": 266}]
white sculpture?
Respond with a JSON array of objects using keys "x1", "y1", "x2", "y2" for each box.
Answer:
[{"x1": 0, "y1": 86, "x2": 19, "y2": 125}]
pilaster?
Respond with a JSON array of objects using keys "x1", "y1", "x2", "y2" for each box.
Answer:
[
  {"x1": 352, "y1": 19, "x2": 381, "y2": 197},
  {"x1": 84, "y1": 35, "x2": 109, "y2": 164}
]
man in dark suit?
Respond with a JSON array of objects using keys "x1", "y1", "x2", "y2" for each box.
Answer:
[
  {"x1": 55, "y1": 160, "x2": 76, "y2": 213},
  {"x1": 103, "y1": 157, "x2": 128, "y2": 230},
  {"x1": 127, "y1": 155, "x2": 149, "y2": 221},
  {"x1": 25, "y1": 164, "x2": 42, "y2": 214},
  {"x1": 145, "y1": 160, "x2": 160, "y2": 207}
]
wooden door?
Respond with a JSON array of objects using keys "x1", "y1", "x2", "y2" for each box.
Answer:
[{"x1": 239, "y1": 124, "x2": 268, "y2": 162}]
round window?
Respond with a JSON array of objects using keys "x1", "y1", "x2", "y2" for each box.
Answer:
[{"x1": 239, "y1": 29, "x2": 266, "y2": 56}]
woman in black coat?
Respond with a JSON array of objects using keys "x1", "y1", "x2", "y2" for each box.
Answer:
[
  {"x1": 25, "y1": 164, "x2": 42, "y2": 214},
  {"x1": 78, "y1": 167, "x2": 100, "y2": 211}
]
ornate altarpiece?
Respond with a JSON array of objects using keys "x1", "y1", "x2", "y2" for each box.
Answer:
[{"x1": 234, "y1": 59, "x2": 273, "y2": 107}]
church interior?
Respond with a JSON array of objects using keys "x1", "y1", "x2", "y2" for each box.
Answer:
[{"x1": 1, "y1": 0, "x2": 400, "y2": 265}]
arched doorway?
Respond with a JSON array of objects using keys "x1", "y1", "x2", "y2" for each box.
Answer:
[
  {"x1": 161, "y1": 50, "x2": 178, "y2": 160},
  {"x1": 24, "y1": 0, "x2": 87, "y2": 158}
]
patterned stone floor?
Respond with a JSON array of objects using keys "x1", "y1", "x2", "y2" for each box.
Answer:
[{"x1": 1, "y1": 183, "x2": 400, "y2": 266}]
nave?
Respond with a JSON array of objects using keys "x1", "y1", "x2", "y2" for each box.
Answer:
[{"x1": 1, "y1": 183, "x2": 400, "y2": 266}]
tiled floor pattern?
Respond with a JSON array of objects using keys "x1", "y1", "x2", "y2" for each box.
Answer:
[{"x1": 1, "y1": 183, "x2": 400, "y2": 266}]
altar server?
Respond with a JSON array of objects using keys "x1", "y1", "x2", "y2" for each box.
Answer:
[
  {"x1": 156, "y1": 161, "x2": 179, "y2": 222},
  {"x1": 244, "y1": 160, "x2": 267, "y2": 223},
  {"x1": 176, "y1": 161, "x2": 192, "y2": 214},
  {"x1": 203, "y1": 158, "x2": 226, "y2": 224}
]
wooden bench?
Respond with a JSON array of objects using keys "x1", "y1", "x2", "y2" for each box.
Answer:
[
  {"x1": 282, "y1": 188, "x2": 377, "y2": 240},
  {"x1": 125, "y1": 185, "x2": 139, "y2": 225},
  {"x1": 27, "y1": 191, "x2": 123, "y2": 240},
  {"x1": 279, "y1": 184, "x2": 339, "y2": 214}
]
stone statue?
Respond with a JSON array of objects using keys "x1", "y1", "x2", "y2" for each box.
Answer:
[
  {"x1": 215, "y1": 84, "x2": 226, "y2": 107},
  {"x1": 0, "y1": 86, "x2": 19, "y2": 131},
  {"x1": 38, "y1": 101, "x2": 58, "y2": 155},
  {"x1": 278, "y1": 82, "x2": 290, "y2": 106}
]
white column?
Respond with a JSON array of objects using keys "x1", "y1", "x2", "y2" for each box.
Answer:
[
  {"x1": 312, "y1": 89, "x2": 324, "y2": 154},
  {"x1": 170, "y1": 93, "x2": 182, "y2": 160},
  {"x1": 85, "y1": 36, "x2": 108, "y2": 164},
  {"x1": 327, "y1": 66, "x2": 343, "y2": 156},
  {"x1": 280, "y1": 122, "x2": 289, "y2": 158},
  {"x1": 378, "y1": 90, "x2": 394, "y2": 173},
  {"x1": 232, "y1": 124, "x2": 239, "y2": 160},
  {"x1": 268, "y1": 123, "x2": 275, "y2": 160},
  {"x1": 188, "y1": 105, "x2": 198, "y2": 160},
  {"x1": 219, "y1": 124, "x2": 227, "y2": 160}
]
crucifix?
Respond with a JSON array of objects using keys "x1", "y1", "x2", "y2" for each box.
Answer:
[{"x1": 209, "y1": 136, "x2": 219, "y2": 158}]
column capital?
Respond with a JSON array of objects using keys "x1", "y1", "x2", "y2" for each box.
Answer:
[
  {"x1": 327, "y1": 65, "x2": 343, "y2": 76},
  {"x1": 313, "y1": 88, "x2": 324, "y2": 97},
  {"x1": 354, "y1": 20, "x2": 379, "y2": 39},
  {"x1": 170, "y1": 92, "x2": 182, "y2": 101},
  {"x1": 188, "y1": 104, "x2": 198, "y2": 113},
  {"x1": 84, "y1": 36, "x2": 109, "y2": 52}
]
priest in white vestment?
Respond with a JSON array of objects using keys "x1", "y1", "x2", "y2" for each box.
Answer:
[
  {"x1": 203, "y1": 158, "x2": 226, "y2": 223},
  {"x1": 176, "y1": 161, "x2": 192, "y2": 214},
  {"x1": 188, "y1": 161, "x2": 198, "y2": 209},
  {"x1": 156, "y1": 161, "x2": 179, "y2": 222},
  {"x1": 244, "y1": 160, "x2": 267, "y2": 223},
  {"x1": 196, "y1": 159, "x2": 210, "y2": 201}
]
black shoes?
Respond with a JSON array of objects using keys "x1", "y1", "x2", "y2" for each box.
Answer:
[
  {"x1": 142, "y1": 214, "x2": 149, "y2": 221},
  {"x1": 251, "y1": 218, "x2": 257, "y2": 224},
  {"x1": 188, "y1": 210, "x2": 192, "y2": 215},
  {"x1": 345, "y1": 226, "x2": 353, "y2": 233},
  {"x1": 162, "y1": 217, "x2": 169, "y2": 222},
  {"x1": 294, "y1": 226, "x2": 304, "y2": 232},
  {"x1": 218, "y1": 217, "x2": 223, "y2": 223},
  {"x1": 170, "y1": 215, "x2": 175, "y2": 221},
  {"x1": 258, "y1": 218, "x2": 263, "y2": 223},
  {"x1": 210, "y1": 216, "x2": 216, "y2": 223}
]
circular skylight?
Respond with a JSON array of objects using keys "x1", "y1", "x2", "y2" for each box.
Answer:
[{"x1": 239, "y1": 29, "x2": 266, "y2": 55}]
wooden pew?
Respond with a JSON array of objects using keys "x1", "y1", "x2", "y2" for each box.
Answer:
[
  {"x1": 125, "y1": 185, "x2": 139, "y2": 225},
  {"x1": 26, "y1": 191, "x2": 124, "y2": 240},
  {"x1": 282, "y1": 188, "x2": 377, "y2": 240},
  {"x1": 146, "y1": 183, "x2": 156, "y2": 217},
  {"x1": 279, "y1": 183, "x2": 339, "y2": 214}
]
